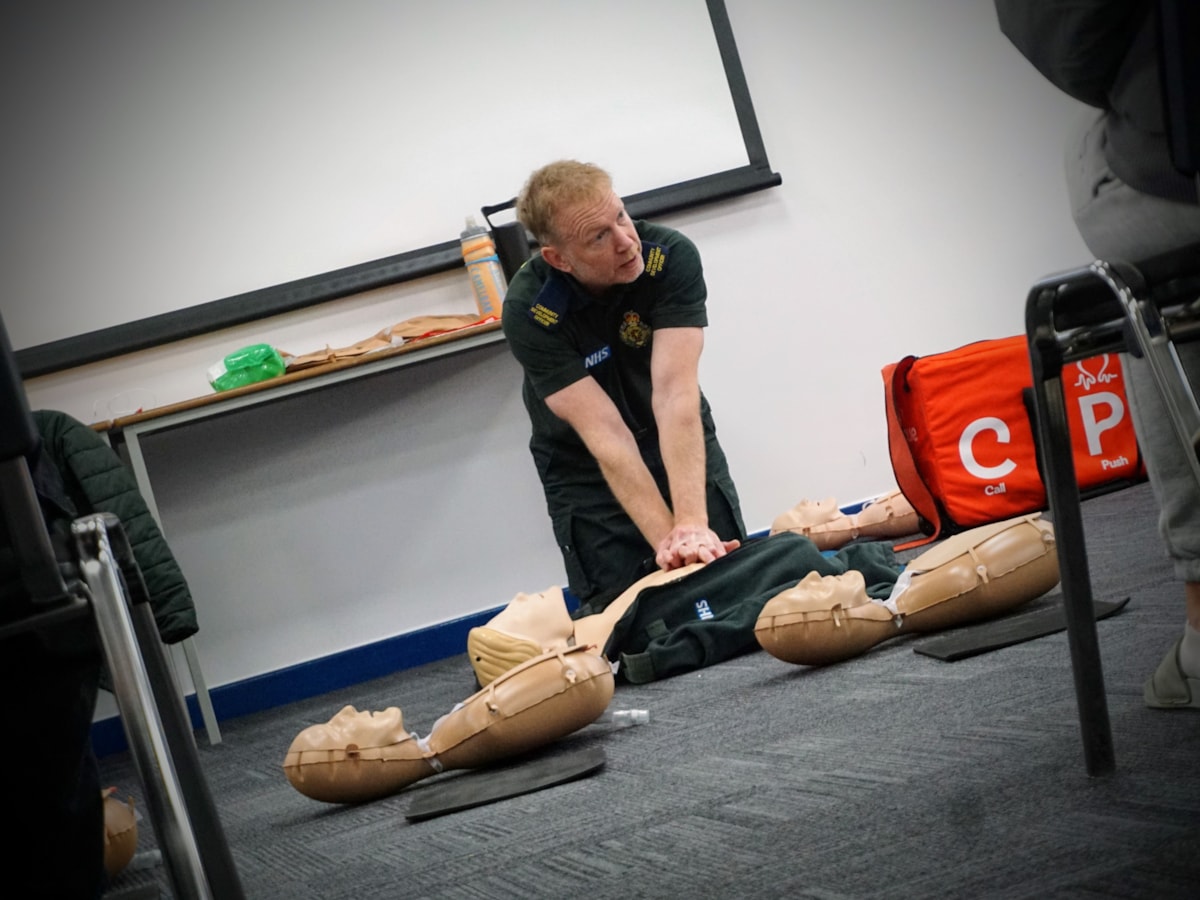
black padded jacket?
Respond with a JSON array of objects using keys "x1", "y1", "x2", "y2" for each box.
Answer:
[{"x1": 0, "y1": 410, "x2": 198, "y2": 650}]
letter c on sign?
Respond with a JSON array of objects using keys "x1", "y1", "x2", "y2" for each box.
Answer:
[{"x1": 960, "y1": 417, "x2": 1017, "y2": 480}]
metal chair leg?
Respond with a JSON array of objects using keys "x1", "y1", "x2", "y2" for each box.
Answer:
[
  {"x1": 1027, "y1": 280, "x2": 1116, "y2": 776},
  {"x1": 75, "y1": 513, "x2": 244, "y2": 900},
  {"x1": 1026, "y1": 253, "x2": 1200, "y2": 776},
  {"x1": 1096, "y1": 260, "x2": 1200, "y2": 484}
]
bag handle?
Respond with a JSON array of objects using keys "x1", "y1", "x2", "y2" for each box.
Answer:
[{"x1": 883, "y1": 357, "x2": 944, "y2": 551}]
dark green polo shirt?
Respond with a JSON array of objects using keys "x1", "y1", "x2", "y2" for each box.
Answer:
[{"x1": 501, "y1": 220, "x2": 719, "y2": 482}]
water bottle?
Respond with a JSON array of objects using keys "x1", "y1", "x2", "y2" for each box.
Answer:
[
  {"x1": 593, "y1": 708, "x2": 650, "y2": 727},
  {"x1": 460, "y1": 216, "x2": 507, "y2": 319}
]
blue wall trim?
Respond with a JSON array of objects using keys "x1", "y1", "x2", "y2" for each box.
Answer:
[
  {"x1": 91, "y1": 603, "x2": 506, "y2": 758},
  {"x1": 90, "y1": 498, "x2": 883, "y2": 760},
  {"x1": 93, "y1": 587, "x2": 586, "y2": 758}
]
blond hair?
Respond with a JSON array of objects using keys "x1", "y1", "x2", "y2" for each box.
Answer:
[{"x1": 515, "y1": 160, "x2": 612, "y2": 246}]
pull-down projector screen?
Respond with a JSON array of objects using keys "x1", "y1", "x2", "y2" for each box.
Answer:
[{"x1": 1, "y1": 0, "x2": 778, "y2": 375}]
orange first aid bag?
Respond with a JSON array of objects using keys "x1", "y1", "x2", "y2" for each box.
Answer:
[{"x1": 883, "y1": 335, "x2": 1143, "y2": 548}]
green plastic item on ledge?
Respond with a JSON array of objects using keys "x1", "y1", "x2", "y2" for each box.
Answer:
[{"x1": 207, "y1": 343, "x2": 287, "y2": 392}]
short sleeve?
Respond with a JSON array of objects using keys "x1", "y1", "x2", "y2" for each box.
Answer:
[
  {"x1": 501, "y1": 265, "x2": 589, "y2": 401},
  {"x1": 645, "y1": 226, "x2": 708, "y2": 330}
]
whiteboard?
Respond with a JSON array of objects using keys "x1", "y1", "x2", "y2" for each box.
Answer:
[{"x1": 0, "y1": 0, "x2": 769, "y2": 371}]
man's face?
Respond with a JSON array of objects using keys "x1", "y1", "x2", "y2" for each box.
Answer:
[{"x1": 542, "y1": 190, "x2": 644, "y2": 294}]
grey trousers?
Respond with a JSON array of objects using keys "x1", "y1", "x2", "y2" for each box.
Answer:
[{"x1": 1065, "y1": 110, "x2": 1200, "y2": 583}]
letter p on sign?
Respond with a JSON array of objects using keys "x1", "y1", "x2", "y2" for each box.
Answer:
[{"x1": 1077, "y1": 392, "x2": 1124, "y2": 456}]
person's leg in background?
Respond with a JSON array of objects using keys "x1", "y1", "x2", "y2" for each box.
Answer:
[
  {"x1": 1127, "y1": 342, "x2": 1200, "y2": 705},
  {"x1": 1066, "y1": 109, "x2": 1200, "y2": 705}
]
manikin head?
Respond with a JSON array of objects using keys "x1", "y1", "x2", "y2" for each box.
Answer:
[
  {"x1": 489, "y1": 587, "x2": 573, "y2": 644},
  {"x1": 289, "y1": 705, "x2": 409, "y2": 752},
  {"x1": 516, "y1": 160, "x2": 645, "y2": 295}
]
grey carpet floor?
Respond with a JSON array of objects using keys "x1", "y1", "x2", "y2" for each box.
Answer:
[{"x1": 100, "y1": 481, "x2": 1200, "y2": 899}]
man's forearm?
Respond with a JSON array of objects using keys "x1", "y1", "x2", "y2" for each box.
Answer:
[
  {"x1": 544, "y1": 376, "x2": 676, "y2": 549},
  {"x1": 591, "y1": 429, "x2": 677, "y2": 549},
  {"x1": 656, "y1": 395, "x2": 708, "y2": 528},
  {"x1": 651, "y1": 393, "x2": 738, "y2": 571}
]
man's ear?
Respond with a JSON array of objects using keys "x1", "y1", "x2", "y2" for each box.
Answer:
[{"x1": 541, "y1": 245, "x2": 571, "y2": 274}]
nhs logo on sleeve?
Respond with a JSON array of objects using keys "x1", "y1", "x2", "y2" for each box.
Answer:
[
  {"x1": 583, "y1": 345, "x2": 611, "y2": 369},
  {"x1": 694, "y1": 598, "x2": 714, "y2": 621}
]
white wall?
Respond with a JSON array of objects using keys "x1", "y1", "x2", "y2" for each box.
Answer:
[
  {"x1": 1, "y1": 0, "x2": 743, "y2": 348},
  {"x1": 692, "y1": 0, "x2": 1092, "y2": 512},
  {"x1": 21, "y1": 0, "x2": 1096, "y2": 710}
]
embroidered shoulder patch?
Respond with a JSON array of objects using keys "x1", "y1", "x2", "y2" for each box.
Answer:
[
  {"x1": 530, "y1": 303, "x2": 559, "y2": 327},
  {"x1": 643, "y1": 242, "x2": 668, "y2": 278},
  {"x1": 526, "y1": 278, "x2": 570, "y2": 330}
]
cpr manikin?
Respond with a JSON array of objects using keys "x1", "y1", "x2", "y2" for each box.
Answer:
[
  {"x1": 468, "y1": 512, "x2": 1056, "y2": 681},
  {"x1": 283, "y1": 502, "x2": 1058, "y2": 806},
  {"x1": 283, "y1": 569, "x2": 702, "y2": 805},
  {"x1": 103, "y1": 789, "x2": 138, "y2": 880},
  {"x1": 465, "y1": 488, "x2": 922, "y2": 685},
  {"x1": 755, "y1": 514, "x2": 1059, "y2": 665},
  {"x1": 769, "y1": 489, "x2": 921, "y2": 551},
  {"x1": 467, "y1": 564, "x2": 704, "y2": 687},
  {"x1": 283, "y1": 645, "x2": 614, "y2": 804}
]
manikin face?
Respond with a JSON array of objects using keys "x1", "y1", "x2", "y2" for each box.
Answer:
[
  {"x1": 541, "y1": 190, "x2": 644, "y2": 295},
  {"x1": 292, "y1": 705, "x2": 409, "y2": 751},
  {"x1": 490, "y1": 587, "x2": 574, "y2": 646}
]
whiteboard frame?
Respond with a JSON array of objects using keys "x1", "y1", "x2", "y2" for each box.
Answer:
[{"x1": 16, "y1": 0, "x2": 780, "y2": 378}]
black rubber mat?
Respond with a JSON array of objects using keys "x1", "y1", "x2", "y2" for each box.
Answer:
[
  {"x1": 404, "y1": 746, "x2": 606, "y2": 822},
  {"x1": 913, "y1": 596, "x2": 1131, "y2": 662}
]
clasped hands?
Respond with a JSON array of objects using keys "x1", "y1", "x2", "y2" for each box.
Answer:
[{"x1": 655, "y1": 523, "x2": 740, "y2": 571}]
